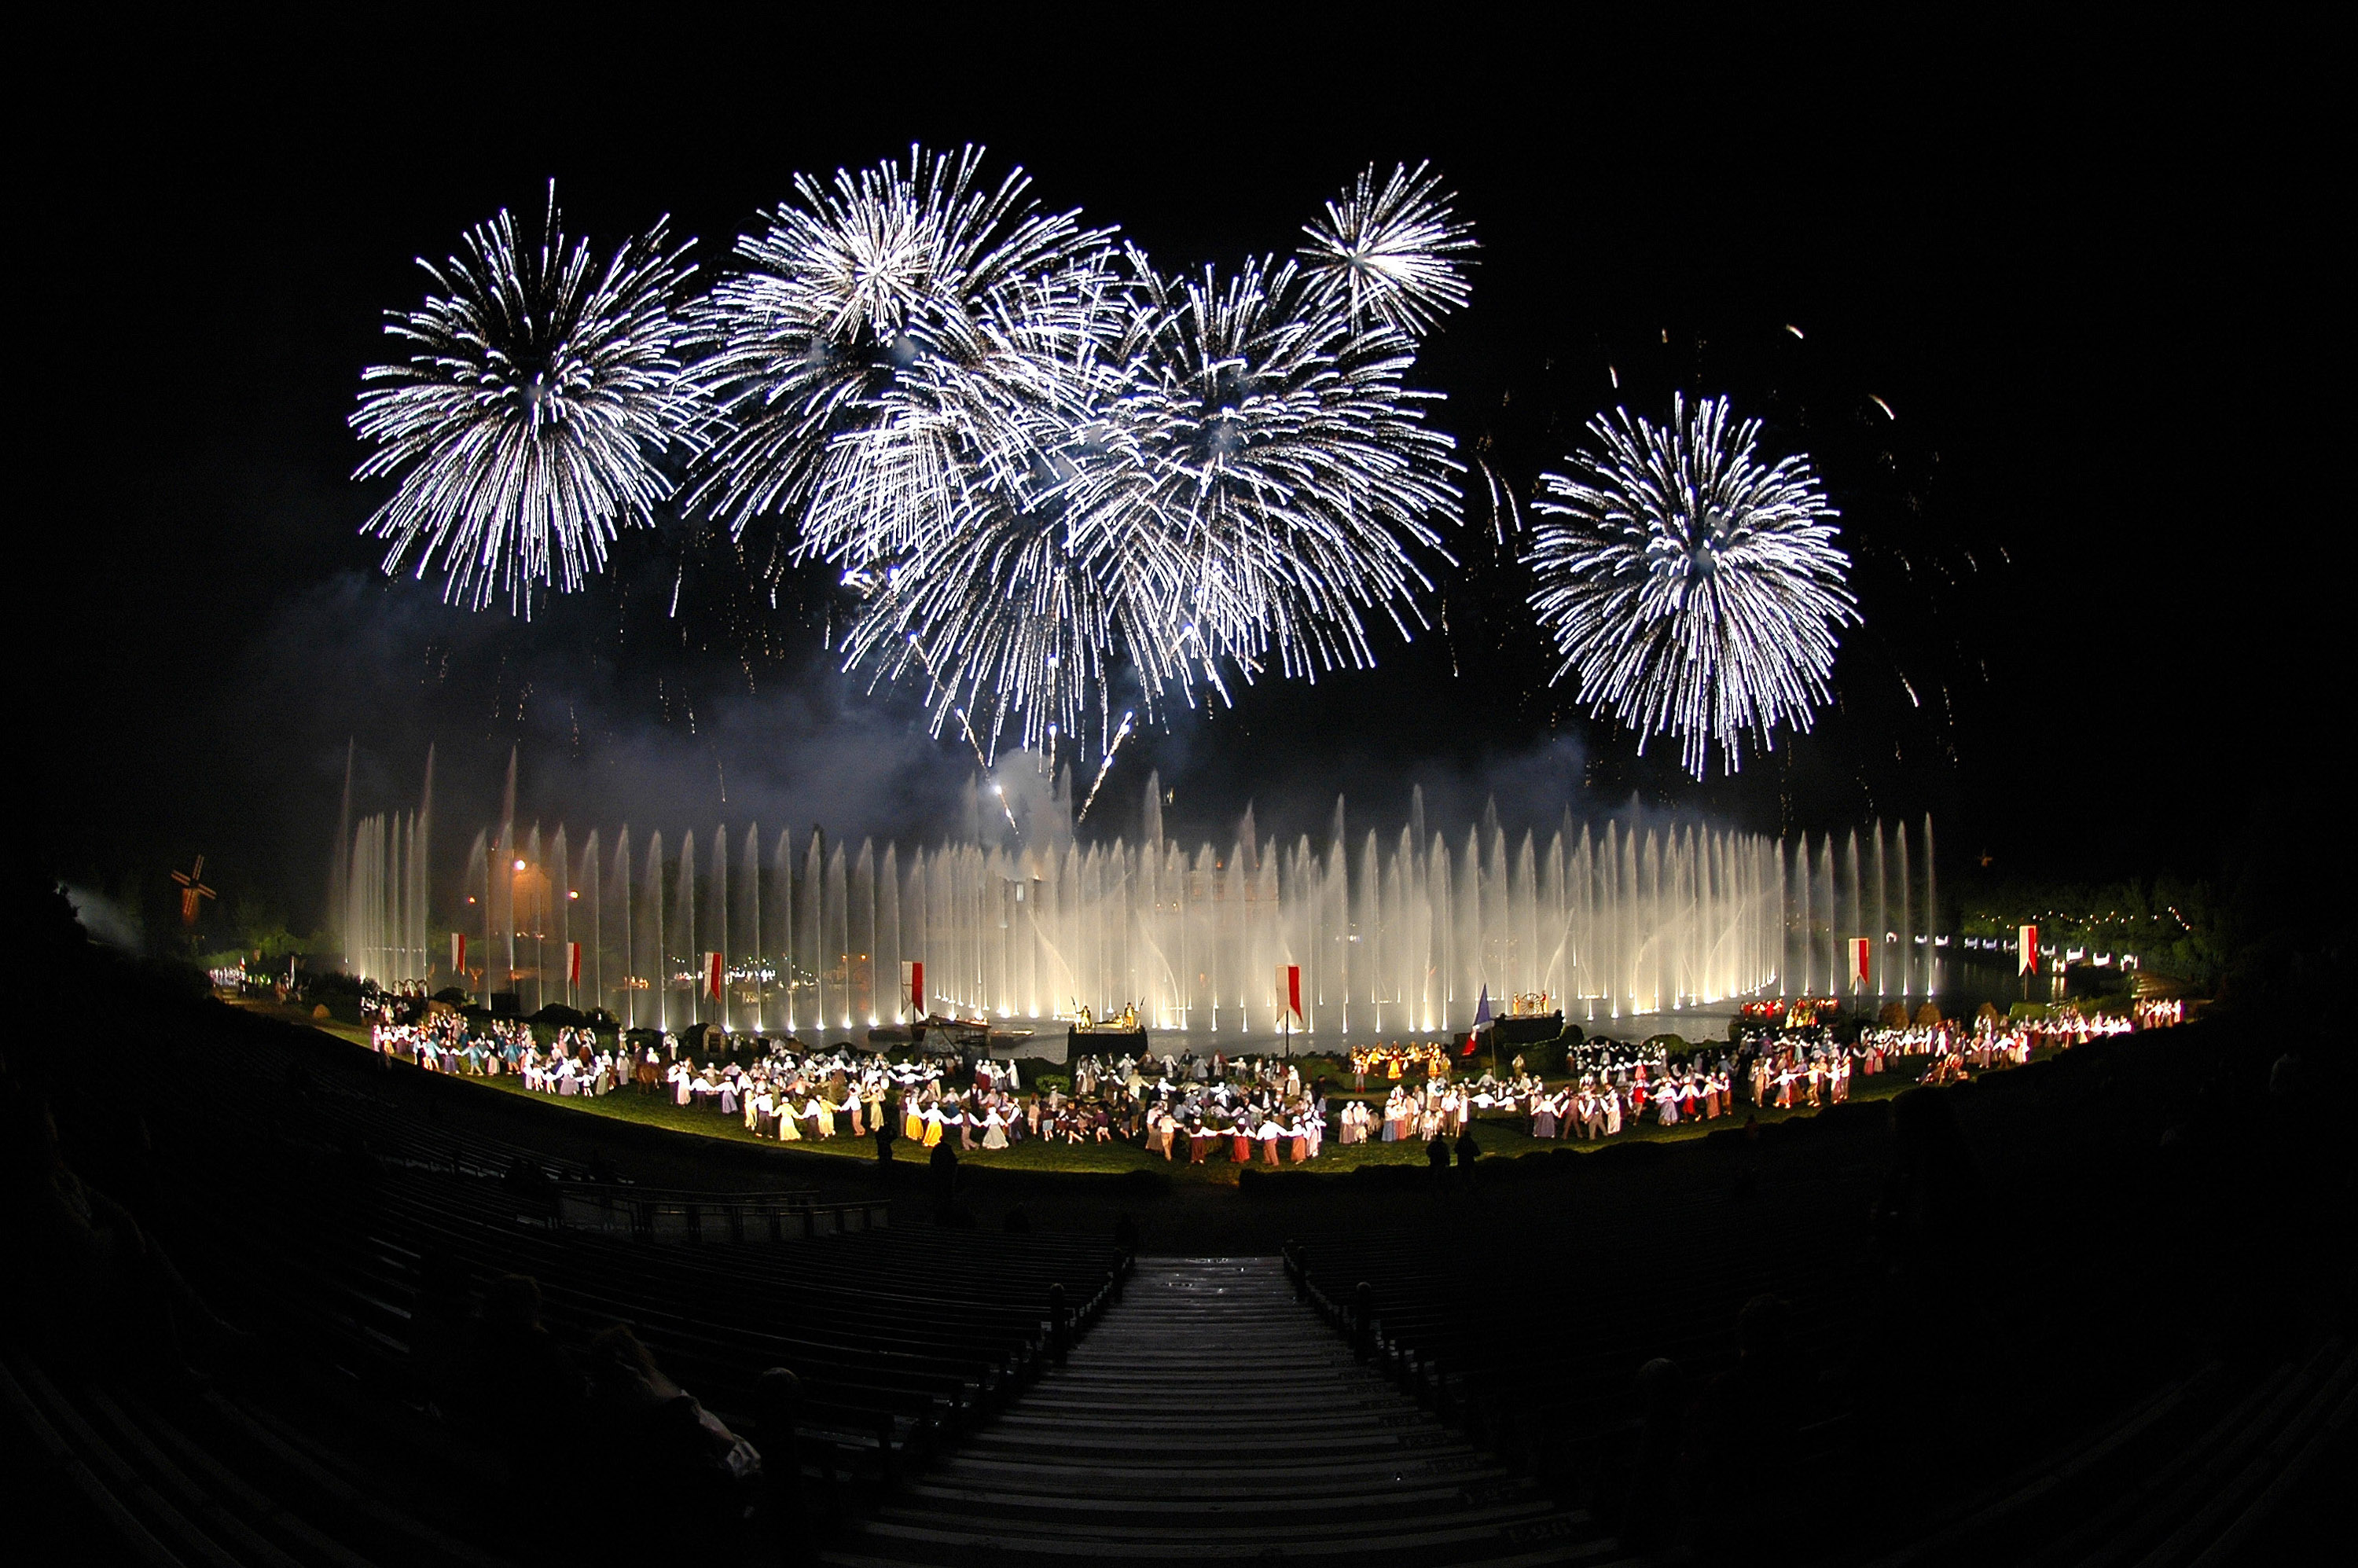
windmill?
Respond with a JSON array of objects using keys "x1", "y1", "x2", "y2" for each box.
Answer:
[{"x1": 172, "y1": 856, "x2": 217, "y2": 925}]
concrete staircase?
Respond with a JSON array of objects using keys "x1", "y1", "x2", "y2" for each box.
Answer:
[{"x1": 825, "y1": 1257, "x2": 1624, "y2": 1566}]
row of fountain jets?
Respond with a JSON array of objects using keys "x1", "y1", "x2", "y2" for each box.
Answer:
[{"x1": 333, "y1": 750, "x2": 1943, "y2": 1037}]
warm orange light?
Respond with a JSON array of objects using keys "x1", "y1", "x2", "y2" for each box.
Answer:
[
  {"x1": 513, "y1": 858, "x2": 527, "y2": 871},
  {"x1": 568, "y1": 890, "x2": 579, "y2": 899}
]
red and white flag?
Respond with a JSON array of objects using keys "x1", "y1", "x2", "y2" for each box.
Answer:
[
  {"x1": 2018, "y1": 924, "x2": 2039, "y2": 976},
  {"x1": 1849, "y1": 937, "x2": 1871, "y2": 989},
  {"x1": 451, "y1": 932, "x2": 465, "y2": 975},
  {"x1": 901, "y1": 960, "x2": 924, "y2": 1017},
  {"x1": 1276, "y1": 964, "x2": 1303, "y2": 1026},
  {"x1": 567, "y1": 942, "x2": 582, "y2": 986},
  {"x1": 704, "y1": 952, "x2": 723, "y2": 1001}
]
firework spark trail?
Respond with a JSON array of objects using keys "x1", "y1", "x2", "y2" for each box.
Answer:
[
  {"x1": 1074, "y1": 711, "x2": 1136, "y2": 824},
  {"x1": 832, "y1": 164, "x2": 1471, "y2": 765},
  {"x1": 1056, "y1": 239, "x2": 1461, "y2": 697},
  {"x1": 351, "y1": 186, "x2": 705, "y2": 612},
  {"x1": 688, "y1": 144, "x2": 1117, "y2": 574},
  {"x1": 354, "y1": 159, "x2": 1475, "y2": 778},
  {"x1": 1297, "y1": 160, "x2": 1476, "y2": 338},
  {"x1": 833, "y1": 263, "x2": 1169, "y2": 762},
  {"x1": 988, "y1": 780, "x2": 1022, "y2": 839},
  {"x1": 1526, "y1": 394, "x2": 1858, "y2": 777}
]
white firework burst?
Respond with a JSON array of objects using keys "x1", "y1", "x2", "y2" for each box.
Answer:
[
  {"x1": 1298, "y1": 161, "x2": 1476, "y2": 338},
  {"x1": 1065, "y1": 248, "x2": 1461, "y2": 699},
  {"x1": 838, "y1": 170, "x2": 1471, "y2": 758},
  {"x1": 1527, "y1": 394, "x2": 1858, "y2": 777},
  {"x1": 689, "y1": 145, "x2": 1116, "y2": 574},
  {"x1": 841, "y1": 493, "x2": 1136, "y2": 763},
  {"x1": 351, "y1": 187, "x2": 704, "y2": 612}
]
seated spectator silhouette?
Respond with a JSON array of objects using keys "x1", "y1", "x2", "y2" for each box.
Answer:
[
  {"x1": 580, "y1": 1324, "x2": 760, "y2": 1562},
  {"x1": 1691, "y1": 1294, "x2": 1802, "y2": 1564},
  {"x1": 1873, "y1": 1087, "x2": 1984, "y2": 1295},
  {"x1": 1614, "y1": 1357, "x2": 1689, "y2": 1553},
  {"x1": 443, "y1": 1274, "x2": 584, "y2": 1459},
  {"x1": 929, "y1": 1137, "x2": 959, "y2": 1218},
  {"x1": 501, "y1": 1153, "x2": 556, "y2": 1210},
  {"x1": 407, "y1": 1249, "x2": 475, "y2": 1407},
  {"x1": 1427, "y1": 1133, "x2": 1452, "y2": 1177},
  {"x1": 1454, "y1": 1122, "x2": 1481, "y2": 1176}
]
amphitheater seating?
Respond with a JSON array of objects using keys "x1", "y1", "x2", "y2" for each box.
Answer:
[
  {"x1": 1287, "y1": 1134, "x2": 1868, "y2": 1468},
  {"x1": 1276, "y1": 1027, "x2": 2355, "y2": 1566},
  {"x1": 7, "y1": 1001, "x2": 1131, "y2": 1565},
  {"x1": 180, "y1": 1159, "x2": 1123, "y2": 1456},
  {"x1": 13, "y1": 986, "x2": 2344, "y2": 1566},
  {"x1": 549, "y1": 1182, "x2": 887, "y2": 1242},
  {"x1": 1842, "y1": 1337, "x2": 2356, "y2": 1566}
]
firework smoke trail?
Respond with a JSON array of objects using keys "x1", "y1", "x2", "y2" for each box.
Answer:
[
  {"x1": 1526, "y1": 394, "x2": 1858, "y2": 777},
  {"x1": 689, "y1": 145, "x2": 1117, "y2": 574},
  {"x1": 1297, "y1": 160, "x2": 1475, "y2": 338},
  {"x1": 988, "y1": 780, "x2": 1022, "y2": 838},
  {"x1": 1074, "y1": 711, "x2": 1136, "y2": 824},
  {"x1": 352, "y1": 186, "x2": 705, "y2": 612}
]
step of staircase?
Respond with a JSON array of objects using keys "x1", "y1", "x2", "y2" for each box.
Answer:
[{"x1": 823, "y1": 1258, "x2": 1626, "y2": 1568}]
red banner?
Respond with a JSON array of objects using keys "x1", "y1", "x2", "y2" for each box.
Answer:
[
  {"x1": 902, "y1": 960, "x2": 924, "y2": 1016},
  {"x1": 451, "y1": 932, "x2": 465, "y2": 975},
  {"x1": 567, "y1": 942, "x2": 582, "y2": 986},
  {"x1": 704, "y1": 952, "x2": 723, "y2": 1001},
  {"x1": 1849, "y1": 937, "x2": 1872, "y2": 987},
  {"x1": 2018, "y1": 924, "x2": 2039, "y2": 976},
  {"x1": 1276, "y1": 964, "x2": 1302, "y2": 1024}
]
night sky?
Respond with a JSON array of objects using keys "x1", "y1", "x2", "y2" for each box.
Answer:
[{"x1": 23, "y1": 13, "x2": 2339, "y2": 937}]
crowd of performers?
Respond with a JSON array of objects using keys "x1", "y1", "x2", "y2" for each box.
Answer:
[
  {"x1": 362, "y1": 993, "x2": 2164, "y2": 1157},
  {"x1": 358, "y1": 981, "x2": 433, "y2": 1023},
  {"x1": 1495, "y1": 1007, "x2": 2145, "y2": 1140},
  {"x1": 1346, "y1": 1041, "x2": 1454, "y2": 1084}
]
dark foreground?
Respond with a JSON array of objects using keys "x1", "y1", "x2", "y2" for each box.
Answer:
[{"x1": 3, "y1": 916, "x2": 2349, "y2": 1565}]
